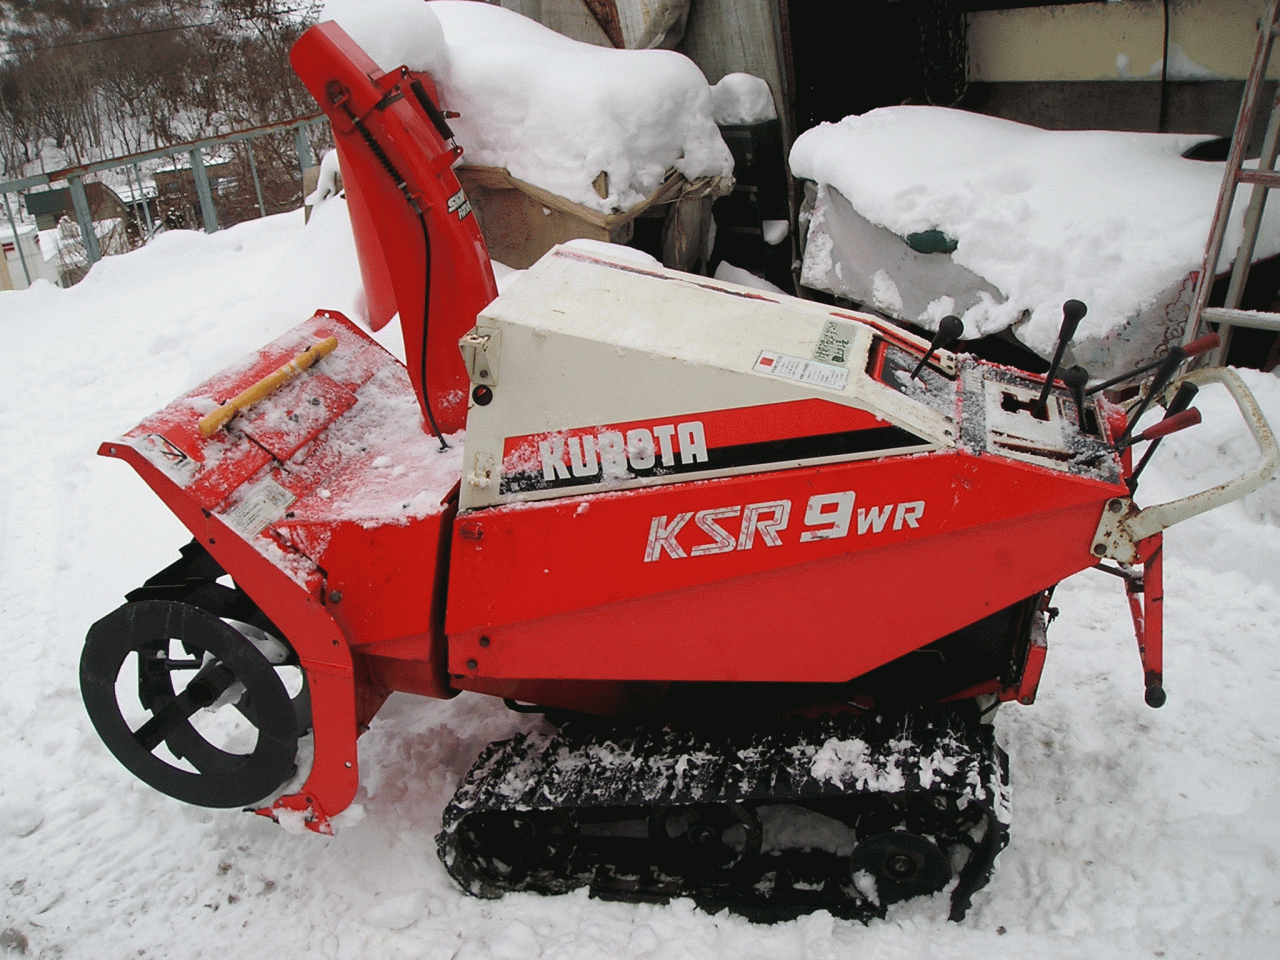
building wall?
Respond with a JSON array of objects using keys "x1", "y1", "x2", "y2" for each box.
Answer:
[
  {"x1": 493, "y1": 0, "x2": 792, "y2": 150},
  {"x1": 970, "y1": 0, "x2": 1277, "y2": 82},
  {"x1": 681, "y1": 0, "x2": 789, "y2": 136},
  {"x1": 494, "y1": 0, "x2": 788, "y2": 137},
  {"x1": 1, "y1": 226, "x2": 58, "y2": 291},
  {"x1": 501, "y1": 0, "x2": 614, "y2": 46}
]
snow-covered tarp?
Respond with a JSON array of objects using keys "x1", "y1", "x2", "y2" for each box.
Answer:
[
  {"x1": 791, "y1": 106, "x2": 1280, "y2": 377},
  {"x1": 321, "y1": 0, "x2": 733, "y2": 214}
]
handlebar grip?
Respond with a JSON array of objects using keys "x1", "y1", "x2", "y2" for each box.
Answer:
[
  {"x1": 1183, "y1": 332, "x2": 1221, "y2": 357},
  {"x1": 1138, "y1": 408, "x2": 1201, "y2": 441}
]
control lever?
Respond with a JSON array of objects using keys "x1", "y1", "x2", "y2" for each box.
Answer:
[
  {"x1": 1127, "y1": 382, "x2": 1199, "y2": 490},
  {"x1": 910, "y1": 315, "x2": 964, "y2": 380},
  {"x1": 1115, "y1": 345, "x2": 1190, "y2": 444},
  {"x1": 1114, "y1": 408, "x2": 1202, "y2": 450},
  {"x1": 1086, "y1": 333, "x2": 1219, "y2": 396},
  {"x1": 1062, "y1": 364, "x2": 1090, "y2": 431},
  {"x1": 1033, "y1": 299, "x2": 1087, "y2": 418}
]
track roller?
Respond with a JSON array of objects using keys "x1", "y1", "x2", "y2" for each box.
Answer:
[
  {"x1": 650, "y1": 803, "x2": 763, "y2": 882},
  {"x1": 849, "y1": 831, "x2": 952, "y2": 904}
]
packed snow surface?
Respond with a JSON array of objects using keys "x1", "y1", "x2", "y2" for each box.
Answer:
[
  {"x1": 321, "y1": 0, "x2": 732, "y2": 213},
  {"x1": 709, "y1": 72, "x2": 777, "y2": 125},
  {"x1": 2, "y1": 197, "x2": 1280, "y2": 958},
  {"x1": 790, "y1": 106, "x2": 1280, "y2": 354}
]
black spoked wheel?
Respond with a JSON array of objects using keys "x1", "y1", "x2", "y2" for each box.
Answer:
[
  {"x1": 650, "y1": 803, "x2": 763, "y2": 883},
  {"x1": 849, "y1": 831, "x2": 952, "y2": 905},
  {"x1": 455, "y1": 809, "x2": 580, "y2": 887},
  {"x1": 80, "y1": 599, "x2": 309, "y2": 808}
]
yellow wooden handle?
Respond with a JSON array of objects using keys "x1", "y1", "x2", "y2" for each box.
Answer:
[{"x1": 199, "y1": 336, "x2": 339, "y2": 438}]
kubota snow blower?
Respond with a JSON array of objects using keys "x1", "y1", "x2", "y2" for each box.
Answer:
[{"x1": 81, "y1": 21, "x2": 1278, "y2": 922}]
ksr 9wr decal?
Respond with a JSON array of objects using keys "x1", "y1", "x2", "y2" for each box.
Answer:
[{"x1": 644, "y1": 491, "x2": 927, "y2": 562}]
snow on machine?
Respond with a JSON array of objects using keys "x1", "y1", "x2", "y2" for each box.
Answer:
[{"x1": 80, "y1": 22, "x2": 1279, "y2": 922}]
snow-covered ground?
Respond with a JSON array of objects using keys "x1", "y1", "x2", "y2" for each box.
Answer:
[{"x1": 2, "y1": 177, "x2": 1279, "y2": 957}]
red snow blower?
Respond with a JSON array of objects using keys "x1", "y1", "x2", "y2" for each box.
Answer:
[{"x1": 81, "y1": 21, "x2": 1278, "y2": 923}]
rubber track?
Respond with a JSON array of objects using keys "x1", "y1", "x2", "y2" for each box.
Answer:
[{"x1": 437, "y1": 709, "x2": 1010, "y2": 922}]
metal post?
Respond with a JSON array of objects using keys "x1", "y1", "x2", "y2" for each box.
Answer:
[
  {"x1": 125, "y1": 165, "x2": 140, "y2": 228},
  {"x1": 68, "y1": 174, "x2": 102, "y2": 265},
  {"x1": 246, "y1": 140, "x2": 267, "y2": 218},
  {"x1": 3, "y1": 191, "x2": 33, "y2": 286},
  {"x1": 189, "y1": 148, "x2": 219, "y2": 234},
  {"x1": 294, "y1": 125, "x2": 313, "y2": 179},
  {"x1": 131, "y1": 163, "x2": 154, "y2": 239}
]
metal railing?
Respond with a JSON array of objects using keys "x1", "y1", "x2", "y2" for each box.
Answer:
[{"x1": 1, "y1": 114, "x2": 330, "y2": 288}]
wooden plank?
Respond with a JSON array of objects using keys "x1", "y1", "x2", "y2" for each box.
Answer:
[{"x1": 1201, "y1": 306, "x2": 1280, "y2": 331}]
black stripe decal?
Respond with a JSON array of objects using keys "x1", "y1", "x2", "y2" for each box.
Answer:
[{"x1": 500, "y1": 426, "x2": 927, "y2": 494}]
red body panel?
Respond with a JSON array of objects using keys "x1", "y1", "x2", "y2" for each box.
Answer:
[
  {"x1": 446, "y1": 450, "x2": 1127, "y2": 685},
  {"x1": 503, "y1": 399, "x2": 901, "y2": 468},
  {"x1": 290, "y1": 24, "x2": 498, "y2": 433}
]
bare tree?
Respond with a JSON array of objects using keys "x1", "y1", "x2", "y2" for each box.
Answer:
[{"x1": 0, "y1": 0, "x2": 323, "y2": 179}]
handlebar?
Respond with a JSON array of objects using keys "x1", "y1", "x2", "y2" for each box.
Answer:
[{"x1": 1095, "y1": 368, "x2": 1279, "y2": 562}]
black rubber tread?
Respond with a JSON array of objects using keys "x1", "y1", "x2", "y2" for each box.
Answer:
[{"x1": 437, "y1": 709, "x2": 1010, "y2": 922}]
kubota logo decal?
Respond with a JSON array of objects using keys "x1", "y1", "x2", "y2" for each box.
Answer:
[
  {"x1": 499, "y1": 401, "x2": 929, "y2": 495},
  {"x1": 501, "y1": 419, "x2": 710, "y2": 493},
  {"x1": 644, "y1": 491, "x2": 926, "y2": 562},
  {"x1": 539, "y1": 420, "x2": 708, "y2": 480}
]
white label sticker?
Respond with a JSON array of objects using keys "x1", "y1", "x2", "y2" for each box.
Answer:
[
  {"x1": 447, "y1": 187, "x2": 472, "y2": 220},
  {"x1": 222, "y1": 477, "x2": 295, "y2": 537},
  {"x1": 754, "y1": 351, "x2": 849, "y2": 390},
  {"x1": 813, "y1": 320, "x2": 856, "y2": 365}
]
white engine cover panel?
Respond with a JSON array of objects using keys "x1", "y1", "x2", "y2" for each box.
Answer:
[{"x1": 458, "y1": 246, "x2": 956, "y2": 510}]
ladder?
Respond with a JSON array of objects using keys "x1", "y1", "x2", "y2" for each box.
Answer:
[{"x1": 1186, "y1": 0, "x2": 1280, "y2": 366}]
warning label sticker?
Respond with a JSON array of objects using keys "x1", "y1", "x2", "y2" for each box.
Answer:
[
  {"x1": 222, "y1": 477, "x2": 295, "y2": 538},
  {"x1": 138, "y1": 432, "x2": 197, "y2": 484},
  {"x1": 813, "y1": 320, "x2": 857, "y2": 365},
  {"x1": 753, "y1": 351, "x2": 850, "y2": 391}
]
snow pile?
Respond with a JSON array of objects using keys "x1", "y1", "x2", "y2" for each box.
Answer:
[
  {"x1": 2, "y1": 195, "x2": 1280, "y2": 957},
  {"x1": 710, "y1": 72, "x2": 777, "y2": 124},
  {"x1": 714, "y1": 259, "x2": 786, "y2": 293},
  {"x1": 319, "y1": 0, "x2": 449, "y2": 76},
  {"x1": 322, "y1": 0, "x2": 733, "y2": 213},
  {"x1": 1150, "y1": 44, "x2": 1220, "y2": 80},
  {"x1": 790, "y1": 106, "x2": 1280, "y2": 355}
]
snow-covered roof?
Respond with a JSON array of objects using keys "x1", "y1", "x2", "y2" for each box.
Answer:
[
  {"x1": 320, "y1": 0, "x2": 733, "y2": 214},
  {"x1": 2, "y1": 220, "x2": 39, "y2": 239}
]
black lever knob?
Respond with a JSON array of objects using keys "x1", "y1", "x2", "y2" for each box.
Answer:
[
  {"x1": 1062, "y1": 364, "x2": 1090, "y2": 431},
  {"x1": 910, "y1": 315, "x2": 964, "y2": 380},
  {"x1": 1034, "y1": 299, "x2": 1088, "y2": 417},
  {"x1": 1116, "y1": 345, "x2": 1188, "y2": 444}
]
